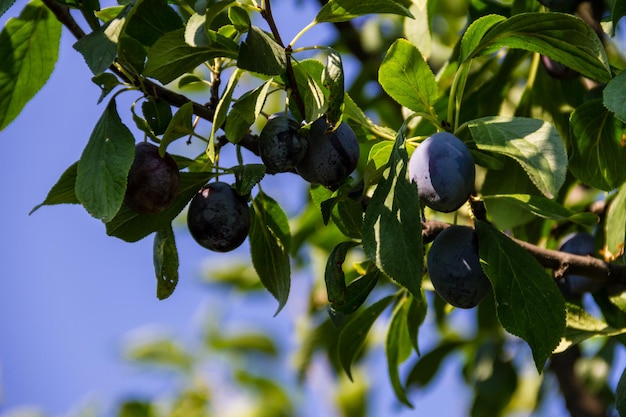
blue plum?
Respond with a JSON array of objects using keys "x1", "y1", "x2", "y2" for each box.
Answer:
[
  {"x1": 258, "y1": 113, "x2": 307, "y2": 174},
  {"x1": 125, "y1": 142, "x2": 180, "y2": 215},
  {"x1": 557, "y1": 232, "x2": 603, "y2": 295},
  {"x1": 408, "y1": 132, "x2": 475, "y2": 213},
  {"x1": 295, "y1": 116, "x2": 360, "y2": 188},
  {"x1": 427, "y1": 226, "x2": 491, "y2": 309},
  {"x1": 187, "y1": 182, "x2": 250, "y2": 252}
]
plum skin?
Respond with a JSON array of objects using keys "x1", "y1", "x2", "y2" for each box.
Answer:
[
  {"x1": 187, "y1": 182, "x2": 250, "y2": 252},
  {"x1": 295, "y1": 117, "x2": 360, "y2": 188},
  {"x1": 125, "y1": 142, "x2": 180, "y2": 215},
  {"x1": 258, "y1": 113, "x2": 307, "y2": 174},
  {"x1": 408, "y1": 132, "x2": 475, "y2": 213},
  {"x1": 557, "y1": 233, "x2": 603, "y2": 295},
  {"x1": 427, "y1": 226, "x2": 491, "y2": 309}
]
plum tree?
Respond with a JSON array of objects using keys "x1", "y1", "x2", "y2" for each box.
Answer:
[
  {"x1": 558, "y1": 232, "x2": 604, "y2": 295},
  {"x1": 295, "y1": 116, "x2": 360, "y2": 188},
  {"x1": 427, "y1": 226, "x2": 491, "y2": 309},
  {"x1": 258, "y1": 113, "x2": 307, "y2": 174},
  {"x1": 408, "y1": 132, "x2": 475, "y2": 213},
  {"x1": 124, "y1": 142, "x2": 180, "y2": 215},
  {"x1": 187, "y1": 182, "x2": 250, "y2": 252},
  {"x1": 537, "y1": 0, "x2": 577, "y2": 10}
]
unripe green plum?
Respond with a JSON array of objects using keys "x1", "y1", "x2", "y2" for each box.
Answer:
[
  {"x1": 187, "y1": 182, "x2": 250, "y2": 252},
  {"x1": 295, "y1": 117, "x2": 360, "y2": 188},
  {"x1": 408, "y1": 132, "x2": 475, "y2": 213},
  {"x1": 557, "y1": 232, "x2": 603, "y2": 295},
  {"x1": 125, "y1": 142, "x2": 180, "y2": 215},
  {"x1": 258, "y1": 113, "x2": 307, "y2": 174},
  {"x1": 427, "y1": 226, "x2": 491, "y2": 309}
]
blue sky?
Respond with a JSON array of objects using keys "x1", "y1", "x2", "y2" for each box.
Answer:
[{"x1": 1, "y1": 1, "x2": 625, "y2": 417}]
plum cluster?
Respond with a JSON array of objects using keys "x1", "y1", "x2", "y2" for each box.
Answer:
[
  {"x1": 258, "y1": 114, "x2": 360, "y2": 189},
  {"x1": 427, "y1": 226, "x2": 491, "y2": 309}
]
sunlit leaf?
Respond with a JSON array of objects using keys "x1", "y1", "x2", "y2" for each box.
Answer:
[{"x1": 315, "y1": 0, "x2": 413, "y2": 23}]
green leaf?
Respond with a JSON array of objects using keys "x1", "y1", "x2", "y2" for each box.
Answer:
[
  {"x1": 142, "y1": 97, "x2": 172, "y2": 137},
  {"x1": 73, "y1": 10, "x2": 127, "y2": 75},
  {"x1": 475, "y1": 221, "x2": 565, "y2": 372},
  {"x1": 290, "y1": 59, "x2": 326, "y2": 123},
  {"x1": 481, "y1": 194, "x2": 598, "y2": 227},
  {"x1": 224, "y1": 80, "x2": 271, "y2": 143},
  {"x1": 121, "y1": 0, "x2": 183, "y2": 48},
  {"x1": 331, "y1": 269, "x2": 380, "y2": 315},
  {"x1": 30, "y1": 162, "x2": 80, "y2": 214},
  {"x1": 378, "y1": 39, "x2": 438, "y2": 115},
  {"x1": 466, "y1": 12, "x2": 611, "y2": 83},
  {"x1": 406, "y1": 290, "x2": 427, "y2": 355},
  {"x1": 616, "y1": 367, "x2": 626, "y2": 417},
  {"x1": 125, "y1": 338, "x2": 191, "y2": 370},
  {"x1": 603, "y1": 70, "x2": 626, "y2": 124},
  {"x1": 337, "y1": 294, "x2": 397, "y2": 379},
  {"x1": 209, "y1": 332, "x2": 277, "y2": 356},
  {"x1": 554, "y1": 302, "x2": 626, "y2": 353},
  {"x1": 106, "y1": 172, "x2": 214, "y2": 242},
  {"x1": 231, "y1": 163, "x2": 266, "y2": 196},
  {"x1": 459, "y1": 14, "x2": 505, "y2": 62},
  {"x1": 153, "y1": 225, "x2": 179, "y2": 300},
  {"x1": 0, "y1": 0, "x2": 16, "y2": 18},
  {"x1": 315, "y1": 0, "x2": 413, "y2": 23},
  {"x1": 362, "y1": 119, "x2": 423, "y2": 299},
  {"x1": 322, "y1": 48, "x2": 345, "y2": 129},
  {"x1": 76, "y1": 100, "x2": 135, "y2": 221},
  {"x1": 364, "y1": 141, "x2": 394, "y2": 188},
  {"x1": 0, "y1": 0, "x2": 61, "y2": 131},
  {"x1": 468, "y1": 116, "x2": 567, "y2": 198},
  {"x1": 237, "y1": 26, "x2": 286, "y2": 76},
  {"x1": 569, "y1": 99, "x2": 626, "y2": 191},
  {"x1": 161, "y1": 102, "x2": 194, "y2": 152},
  {"x1": 606, "y1": 184, "x2": 626, "y2": 261},
  {"x1": 92, "y1": 73, "x2": 121, "y2": 104},
  {"x1": 386, "y1": 296, "x2": 414, "y2": 407},
  {"x1": 250, "y1": 192, "x2": 291, "y2": 315},
  {"x1": 325, "y1": 241, "x2": 359, "y2": 305},
  {"x1": 612, "y1": 1, "x2": 626, "y2": 36},
  {"x1": 228, "y1": 6, "x2": 250, "y2": 33},
  {"x1": 144, "y1": 29, "x2": 238, "y2": 84}
]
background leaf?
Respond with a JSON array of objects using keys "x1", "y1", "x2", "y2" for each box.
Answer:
[
  {"x1": 386, "y1": 296, "x2": 414, "y2": 407},
  {"x1": 153, "y1": 225, "x2": 179, "y2": 300},
  {"x1": 378, "y1": 39, "x2": 438, "y2": 115},
  {"x1": 468, "y1": 116, "x2": 567, "y2": 198},
  {"x1": 250, "y1": 192, "x2": 291, "y2": 315},
  {"x1": 0, "y1": 0, "x2": 61, "y2": 131},
  {"x1": 569, "y1": 100, "x2": 626, "y2": 191},
  {"x1": 75, "y1": 100, "x2": 135, "y2": 221},
  {"x1": 121, "y1": 0, "x2": 182, "y2": 48},
  {"x1": 476, "y1": 221, "x2": 565, "y2": 372},
  {"x1": 605, "y1": 184, "x2": 626, "y2": 261}
]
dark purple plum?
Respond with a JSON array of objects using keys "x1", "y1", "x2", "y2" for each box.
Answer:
[
  {"x1": 295, "y1": 116, "x2": 360, "y2": 188},
  {"x1": 557, "y1": 232, "x2": 603, "y2": 295},
  {"x1": 408, "y1": 132, "x2": 475, "y2": 213},
  {"x1": 427, "y1": 226, "x2": 491, "y2": 309},
  {"x1": 187, "y1": 182, "x2": 250, "y2": 252},
  {"x1": 125, "y1": 142, "x2": 180, "y2": 215},
  {"x1": 541, "y1": 56, "x2": 579, "y2": 80},
  {"x1": 258, "y1": 113, "x2": 307, "y2": 174}
]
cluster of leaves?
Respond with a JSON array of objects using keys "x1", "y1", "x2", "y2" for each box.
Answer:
[{"x1": 3, "y1": 0, "x2": 626, "y2": 414}]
